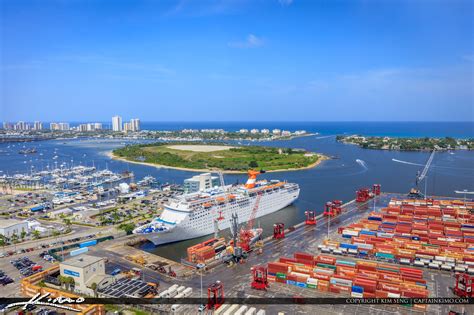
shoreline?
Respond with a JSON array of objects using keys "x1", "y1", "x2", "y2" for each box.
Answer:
[{"x1": 106, "y1": 151, "x2": 329, "y2": 174}]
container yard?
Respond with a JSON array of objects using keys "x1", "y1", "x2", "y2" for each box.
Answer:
[{"x1": 178, "y1": 191, "x2": 473, "y2": 315}]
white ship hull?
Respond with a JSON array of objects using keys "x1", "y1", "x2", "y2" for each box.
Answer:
[{"x1": 139, "y1": 184, "x2": 300, "y2": 246}]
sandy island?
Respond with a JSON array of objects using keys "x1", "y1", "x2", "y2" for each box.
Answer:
[{"x1": 106, "y1": 145, "x2": 329, "y2": 174}]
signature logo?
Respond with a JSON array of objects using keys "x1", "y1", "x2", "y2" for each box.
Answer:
[{"x1": 5, "y1": 292, "x2": 85, "y2": 312}]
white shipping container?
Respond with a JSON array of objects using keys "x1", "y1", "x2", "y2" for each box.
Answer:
[
  {"x1": 342, "y1": 229, "x2": 359, "y2": 236},
  {"x1": 306, "y1": 278, "x2": 318, "y2": 285},
  {"x1": 182, "y1": 287, "x2": 193, "y2": 297},
  {"x1": 333, "y1": 249, "x2": 343, "y2": 255},
  {"x1": 441, "y1": 264, "x2": 453, "y2": 271},
  {"x1": 234, "y1": 305, "x2": 248, "y2": 315},
  {"x1": 428, "y1": 263, "x2": 440, "y2": 269},
  {"x1": 244, "y1": 308, "x2": 257, "y2": 315},
  {"x1": 348, "y1": 249, "x2": 358, "y2": 254},
  {"x1": 414, "y1": 261, "x2": 425, "y2": 267},
  {"x1": 176, "y1": 285, "x2": 186, "y2": 293},
  {"x1": 387, "y1": 293, "x2": 401, "y2": 298},
  {"x1": 256, "y1": 310, "x2": 266, "y2": 315},
  {"x1": 157, "y1": 290, "x2": 169, "y2": 298},
  {"x1": 171, "y1": 304, "x2": 181, "y2": 312},
  {"x1": 214, "y1": 304, "x2": 230, "y2": 315},
  {"x1": 455, "y1": 266, "x2": 467, "y2": 272},
  {"x1": 435, "y1": 256, "x2": 447, "y2": 262},
  {"x1": 330, "y1": 278, "x2": 352, "y2": 287}
]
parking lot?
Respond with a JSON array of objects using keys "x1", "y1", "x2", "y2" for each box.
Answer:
[{"x1": 0, "y1": 250, "x2": 56, "y2": 297}]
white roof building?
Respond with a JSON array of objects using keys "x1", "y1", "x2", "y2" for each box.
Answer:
[{"x1": 0, "y1": 219, "x2": 29, "y2": 238}]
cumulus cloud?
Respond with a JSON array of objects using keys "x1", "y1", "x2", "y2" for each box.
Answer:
[{"x1": 228, "y1": 34, "x2": 264, "y2": 48}]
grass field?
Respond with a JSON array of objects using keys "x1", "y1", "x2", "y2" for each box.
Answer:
[{"x1": 113, "y1": 143, "x2": 322, "y2": 172}]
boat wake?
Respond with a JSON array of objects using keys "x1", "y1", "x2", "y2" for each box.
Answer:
[
  {"x1": 391, "y1": 158, "x2": 424, "y2": 167},
  {"x1": 356, "y1": 159, "x2": 368, "y2": 169}
]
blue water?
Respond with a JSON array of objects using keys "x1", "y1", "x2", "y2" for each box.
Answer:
[
  {"x1": 48, "y1": 121, "x2": 474, "y2": 138},
  {"x1": 1, "y1": 122, "x2": 473, "y2": 260},
  {"x1": 139, "y1": 121, "x2": 474, "y2": 138}
]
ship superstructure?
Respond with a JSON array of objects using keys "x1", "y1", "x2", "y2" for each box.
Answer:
[{"x1": 133, "y1": 170, "x2": 300, "y2": 245}]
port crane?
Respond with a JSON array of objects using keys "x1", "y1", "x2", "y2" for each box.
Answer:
[
  {"x1": 239, "y1": 191, "x2": 263, "y2": 252},
  {"x1": 410, "y1": 149, "x2": 435, "y2": 198}
]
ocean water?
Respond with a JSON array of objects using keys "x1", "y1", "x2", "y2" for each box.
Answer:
[
  {"x1": 62, "y1": 121, "x2": 474, "y2": 138},
  {"x1": 1, "y1": 122, "x2": 473, "y2": 260}
]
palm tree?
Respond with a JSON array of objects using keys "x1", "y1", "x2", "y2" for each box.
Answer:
[
  {"x1": 32, "y1": 230, "x2": 41, "y2": 239},
  {"x1": 11, "y1": 233, "x2": 18, "y2": 244},
  {"x1": 90, "y1": 282, "x2": 98, "y2": 297},
  {"x1": 20, "y1": 229, "x2": 27, "y2": 241}
]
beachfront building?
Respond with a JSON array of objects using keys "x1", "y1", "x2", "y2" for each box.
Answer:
[
  {"x1": 184, "y1": 173, "x2": 220, "y2": 193},
  {"x1": 130, "y1": 118, "x2": 140, "y2": 132},
  {"x1": 33, "y1": 121, "x2": 43, "y2": 130},
  {"x1": 112, "y1": 116, "x2": 123, "y2": 132}
]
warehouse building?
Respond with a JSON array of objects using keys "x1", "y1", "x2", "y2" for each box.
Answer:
[
  {"x1": 0, "y1": 219, "x2": 29, "y2": 238},
  {"x1": 60, "y1": 254, "x2": 114, "y2": 295}
]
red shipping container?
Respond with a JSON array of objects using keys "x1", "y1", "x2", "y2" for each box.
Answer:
[
  {"x1": 294, "y1": 252, "x2": 313, "y2": 260},
  {"x1": 315, "y1": 255, "x2": 336, "y2": 265},
  {"x1": 279, "y1": 257, "x2": 298, "y2": 264}
]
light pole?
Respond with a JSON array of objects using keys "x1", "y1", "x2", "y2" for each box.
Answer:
[{"x1": 327, "y1": 212, "x2": 330, "y2": 240}]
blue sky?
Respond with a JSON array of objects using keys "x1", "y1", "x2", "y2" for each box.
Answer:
[{"x1": 1, "y1": 0, "x2": 473, "y2": 122}]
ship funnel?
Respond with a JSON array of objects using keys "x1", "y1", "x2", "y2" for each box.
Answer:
[{"x1": 245, "y1": 169, "x2": 264, "y2": 189}]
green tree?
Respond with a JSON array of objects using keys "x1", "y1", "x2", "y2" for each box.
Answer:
[
  {"x1": 20, "y1": 228, "x2": 27, "y2": 240},
  {"x1": 11, "y1": 233, "x2": 18, "y2": 244},
  {"x1": 249, "y1": 160, "x2": 259, "y2": 168},
  {"x1": 0, "y1": 236, "x2": 5, "y2": 248},
  {"x1": 32, "y1": 230, "x2": 41, "y2": 239},
  {"x1": 119, "y1": 223, "x2": 136, "y2": 235},
  {"x1": 90, "y1": 282, "x2": 98, "y2": 297}
]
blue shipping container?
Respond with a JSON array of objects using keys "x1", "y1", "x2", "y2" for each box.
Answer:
[
  {"x1": 30, "y1": 206, "x2": 44, "y2": 212},
  {"x1": 70, "y1": 247, "x2": 89, "y2": 256},
  {"x1": 340, "y1": 243, "x2": 358, "y2": 250},
  {"x1": 352, "y1": 285, "x2": 364, "y2": 293},
  {"x1": 286, "y1": 280, "x2": 296, "y2": 286},
  {"x1": 79, "y1": 240, "x2": 98, "y2": 248}
]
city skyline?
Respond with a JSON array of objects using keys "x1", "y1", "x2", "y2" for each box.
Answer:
[{"x1": 1, "y1": 0, "x2": 473, "y2": 122}]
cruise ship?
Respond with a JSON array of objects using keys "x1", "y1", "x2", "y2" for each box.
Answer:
[{"x1": 133, "y1": 170, "x2": 300, "y2": 245}]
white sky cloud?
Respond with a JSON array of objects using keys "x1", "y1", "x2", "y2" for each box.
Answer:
[{"x1": 228, "y1": 34, "x2": 264, "y2": 48}]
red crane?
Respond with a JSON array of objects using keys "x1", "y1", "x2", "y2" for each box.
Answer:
[
  {"x1": 251, "y1": 266, "x2": 269, "y2": 290},
  {"x1": 207, "y1": 281, "x2": 225, "y2": 310},
  {"x1": 239, "y1": 192, "x2": 263, "y2": 252}
]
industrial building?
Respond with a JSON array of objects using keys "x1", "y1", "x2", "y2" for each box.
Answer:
[
  {"x1": 183, "y1": 173, "x2": 220, "y2": 193},
  {"x1": 0, "y1": 219, "x2": 28, "y2": 238},
  {"x1": 60, "y1": 254, "x2": 114, "y2": 295}
]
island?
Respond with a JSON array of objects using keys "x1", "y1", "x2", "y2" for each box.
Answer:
[
  {"x1": 110, "y1": 143, "x2": 326, "y2": 173},
  {"x1": 0, "y1": 127, "x2": 313, "y2": 143},
  {"x1": 337, "y1": 135, "x2": 474, "y2": 151}
]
